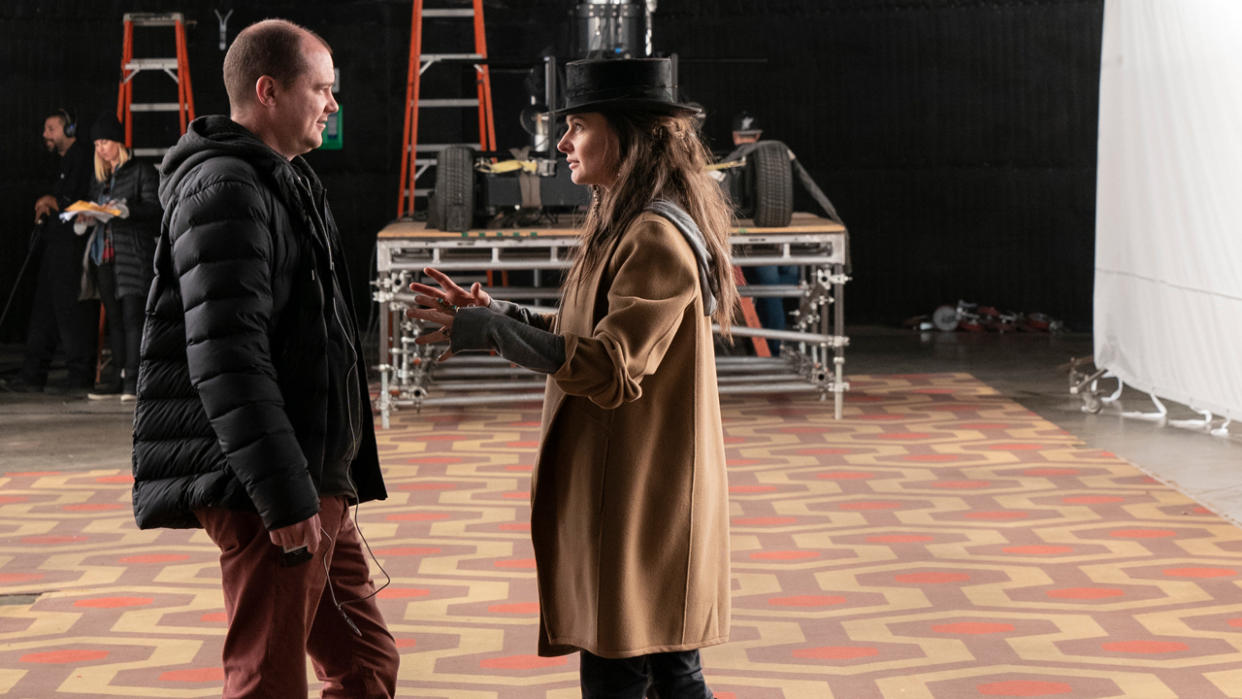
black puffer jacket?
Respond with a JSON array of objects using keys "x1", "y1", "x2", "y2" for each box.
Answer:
[
  {"x1": 89, "y1": 157, "x2": 161, "y2": 297},
  {"x1": 132, "y1": 115, "x2": 385, "y2": 530}
]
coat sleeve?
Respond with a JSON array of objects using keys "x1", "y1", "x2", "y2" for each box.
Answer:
[
  {"x1": 450, "y1": 306, "x2": 565, "y2": 374},
  {"x1": 488, "y1": 298, "x2": 556, "y2": 330},
  {"x1": 169, "y1": 175, "x2": 319, "y2": 531},
  {"x1": 552, "y1": 217, "x2": 699, "y2": 409}
]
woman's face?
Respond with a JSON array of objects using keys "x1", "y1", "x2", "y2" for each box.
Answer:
[
  {"x1": 95, "y1": 139, "x2": 121, "y2": 165},
  {"x1": 557, "y1": 112, "x2": 619, "y2": 188}
]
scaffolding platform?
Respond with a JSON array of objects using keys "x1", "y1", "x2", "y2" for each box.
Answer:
[{"x1": 372, "y1": 213, "x2": 849, "y2": 427}]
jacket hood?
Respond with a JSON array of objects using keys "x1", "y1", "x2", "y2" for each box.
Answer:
[
  {"x1": 646, "y1": 199, "x2": 719, "y2": 316},
  {"x1": 158, "y1": 115, "x2": 296, "y2": 209}
]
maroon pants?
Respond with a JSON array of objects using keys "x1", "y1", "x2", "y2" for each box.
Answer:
[{"x1": 196, "y1": 496, "x2": 399, "y2": 698}]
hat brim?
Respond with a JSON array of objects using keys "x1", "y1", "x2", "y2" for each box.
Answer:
[{"x1": 556, "y1": 98, "x2": 701, "y2": 118}]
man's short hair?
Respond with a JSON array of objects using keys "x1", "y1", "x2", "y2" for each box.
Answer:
[
  {"x1": 46, "y1": 109, "x2": 73, "y2": 130},
  {"x1": 223, "y1": 19, "x2": 332, "y2": 109}
]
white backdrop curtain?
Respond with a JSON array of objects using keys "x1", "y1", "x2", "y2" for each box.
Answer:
[{"x1": 1095, "y1": 0, "x2": 1242, "y2": 421}]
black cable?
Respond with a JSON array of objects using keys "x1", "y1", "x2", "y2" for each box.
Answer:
[
  {"x1": 316, "y1": 501, "x2": 393, "y2": 638},
  {"x1": 0, "y1": 222, "x2": 45, "y2": 334}
]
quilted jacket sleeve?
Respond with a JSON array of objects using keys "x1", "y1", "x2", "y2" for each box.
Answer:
[
  {"x1": 126, "y1": 162, "x2": 162, "y2": 225},
  {"x1": 168, "y1": 170, "x2": 318, "y2": 530},
  {"x1": 551, "y1": 217, "x2": 699, "y2": 409}
]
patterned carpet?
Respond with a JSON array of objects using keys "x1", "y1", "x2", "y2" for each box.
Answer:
[{"x1": 2, "y1": 373, "x2": 1242, "y2": 698}]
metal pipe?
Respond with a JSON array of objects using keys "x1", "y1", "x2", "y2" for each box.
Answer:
[
  {"x1": 716, "y1": 368, "x2": 792, "y2": 376},
  {"x1": 833, "y1": 263, "x2": 847, "y2": 419},
  {"x1": 386, "y1": 381, "x2": 836, "y2": 409},
  {"x1": 433, "y1": 380, "x2": 547, "y2": 391},
  {"x1": 387, "y1": 260, "x2": 572, "y2": 272},
  {"x1": 719, "y1": 382, "x2": 823, "y2": 395},
  {"x1": 396, "y1": 392, "x2": 548, "y2": 408},
  {"x1": 432, "y1": 366, "x2": 534, "y2": 378},
  {"x1": 713, "y1": 324, "x2": 846, "y2": 346},
  {"x1": 716, "y1": 373, "x2": 805, "y2": 384},
  {"x1": 389, "y1": 287, "x2": 808, "y2": 305},
  {"x1": 738, "y1": 285, "x2": 805, "y2": 298},
  {"x1": 429, "y1": 360, "x2": 800, "y2": 378},
  {"x1": 384, "y1": 255, "x2": 841, "y2": 273},
  {"x1": 544, "y1": 55, "x2": 557, "y2": 119},
  {"x1": 715, "y1": 356, "x2": 790, "y2": 366}
]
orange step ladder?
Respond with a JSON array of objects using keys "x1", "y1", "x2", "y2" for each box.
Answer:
[
  {"x1": 733, "y1": 266, "x2": 772, "y2": 358},
  {"x1": 116, "y1": 12, "x2": 195, "y2": 160},
  {"x1": 98, "y1": 11, "x2": 195, "y2": 383},
  {"x1": 396, "y1": 0, "x2": 497, "y2": 219}
]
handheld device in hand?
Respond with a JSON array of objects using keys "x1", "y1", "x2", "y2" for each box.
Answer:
[{"x1": 279, "y1": 545, "x2": 313, "y2": 567}]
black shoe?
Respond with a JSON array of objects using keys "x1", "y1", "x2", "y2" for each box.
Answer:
[{"x1": 0, "y1": 375, "x2": 45, "y2": 393}]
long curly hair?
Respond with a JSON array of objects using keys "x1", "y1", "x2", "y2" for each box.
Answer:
[{"x1": 565, "y1": 108, "x2": 739, "y2": 338}]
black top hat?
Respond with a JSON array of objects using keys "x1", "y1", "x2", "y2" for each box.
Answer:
[
  {"x1": 91, "y1": 112, "x2": 125, "y2": 144},
  {"x1": 559, "y1": 58, "x2": 698, "y2": 116}
]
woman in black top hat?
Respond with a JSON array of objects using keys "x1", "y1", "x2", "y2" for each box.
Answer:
[
  {"x1": 409, "y1": 57, "x2": 737, "y2": 698},
  {"x1": 78, "y1": 112, "x2": 161, "y2": 400}
]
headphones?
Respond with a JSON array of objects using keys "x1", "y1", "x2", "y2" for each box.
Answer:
[{"x1": 53, "y1": 108, "x2": 76, "y2": 138}]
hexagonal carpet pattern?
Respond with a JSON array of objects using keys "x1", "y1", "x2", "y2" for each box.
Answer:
[{"x1": 2, "y1": 373, "x2": 1242, "y2": 697}]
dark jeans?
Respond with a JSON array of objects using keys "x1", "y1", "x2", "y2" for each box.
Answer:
[
  {"x1": 95, "y1": 263, "x2": 143, "y2": 389},
  {"x1": 742, "y1": 264, "x2": 799, "y2": 354},
  {"x1": 580, "y1": 650, "x2": 713, "y2": 699},
  {"x1": 20, "y1": 235, "x2": 97, "y2": 387}
]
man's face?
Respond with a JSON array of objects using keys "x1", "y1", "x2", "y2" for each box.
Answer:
[
  {"x1": 270, "y1": 40, "x2": 338, "y2": 158},
  {"x1": 43, "y1": 117, "x2": 67, "y2": 153},
  {"x1": 732, "y1": 131, "x2": 761, "y2": 146}
]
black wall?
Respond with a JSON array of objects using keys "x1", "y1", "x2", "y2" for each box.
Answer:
[{"x1": 0, "y1": 0, "x2": 1103, "y2": 342}]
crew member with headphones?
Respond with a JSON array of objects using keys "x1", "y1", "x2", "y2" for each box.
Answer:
[{"x1": 2, "y1": 109, "x2": 97, "y2": 394}]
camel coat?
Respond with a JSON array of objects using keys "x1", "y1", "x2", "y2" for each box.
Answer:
[{"x1": 533, "y1": 212, "x2": 731, "y2": 658}]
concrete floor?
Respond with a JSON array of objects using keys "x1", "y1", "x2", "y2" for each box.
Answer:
[{"x1": 3, "y1": 327, "x2": 1240, "y2": 526}]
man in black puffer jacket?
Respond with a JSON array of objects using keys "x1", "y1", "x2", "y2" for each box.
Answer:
[{"x1": 132, "y1": 19, "x2": 398, "y2": 698}]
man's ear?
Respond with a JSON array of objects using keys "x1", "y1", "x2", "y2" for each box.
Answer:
[{"x1": 255, "y1": 75, "x2": 278, "y2": 108}]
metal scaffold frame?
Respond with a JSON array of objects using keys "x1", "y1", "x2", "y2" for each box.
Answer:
[{"x1": 372, "y1": 214, "x2": 850, "y2": 427}]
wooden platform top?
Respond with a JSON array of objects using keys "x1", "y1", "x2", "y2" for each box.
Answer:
[{"x1": 377, "y1": 212, "x2": 845, "y2": 239}]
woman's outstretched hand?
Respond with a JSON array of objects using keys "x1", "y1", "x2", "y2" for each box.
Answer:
[
  {"x1": 406, "y1": 267, "x2": 493, "y2": 360},
  {"x1": 410, "y1": 267, "x2": 492, "y2": 308}
]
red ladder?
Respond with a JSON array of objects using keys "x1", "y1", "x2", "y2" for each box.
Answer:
[
  {"x1": 396, "y1": 0, "x2": 497, "y2": 219},
  {"x1": 733, "y1": 266, "x2": 772, "y2": 358},
  {"x1": 99, "y1": 12, "x2": 194, "y2": 382},
  {"x1": 116, "y1": 12, "x2": 195, "y2": 160}
]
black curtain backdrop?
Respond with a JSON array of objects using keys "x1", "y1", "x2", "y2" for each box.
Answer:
[{"x1": 0, "y1": 0, "x2": 1103, "y2": 342}]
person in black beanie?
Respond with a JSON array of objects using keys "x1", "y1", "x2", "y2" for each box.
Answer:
[{"x1": 78, "y1": 113, "x2": 161, "y2": 400}]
